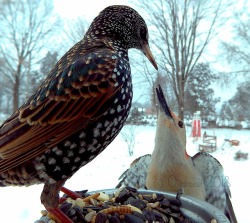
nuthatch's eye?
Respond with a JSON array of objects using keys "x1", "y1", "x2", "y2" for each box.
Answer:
[{"x1": 178, "y1": 120, "x2": 184, "y2": 128}]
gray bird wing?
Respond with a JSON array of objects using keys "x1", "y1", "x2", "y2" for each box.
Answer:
[
  {"x1": 116, "y1": 154, "x2": 151, "y2": 189},
  {"x1": 192, "y1": 152, "x2": 237, "y2": 223}
]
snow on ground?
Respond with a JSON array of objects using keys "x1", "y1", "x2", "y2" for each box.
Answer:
[{"x1": 0, "y1": 125, "x2": 249, "y2": 223}]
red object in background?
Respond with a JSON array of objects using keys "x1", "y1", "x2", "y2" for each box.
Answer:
[
  {"x1": 192, "y1": 120, "x2": 201, "y2": 137},
  {"x1": 191, "y1": 112, "x2": 201, "y2": 138}
]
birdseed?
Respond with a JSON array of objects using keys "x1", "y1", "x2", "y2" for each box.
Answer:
[{"x1": 36, "y1": 187, "x2": 193, "y2": 223}]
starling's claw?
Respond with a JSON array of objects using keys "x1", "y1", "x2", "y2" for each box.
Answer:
[
  {"x1": 61, "y1": 187, "x2": 83, "y2": 200},
  {"x1": 48, "y1": 207, "x2": 73, "y2": 223}
]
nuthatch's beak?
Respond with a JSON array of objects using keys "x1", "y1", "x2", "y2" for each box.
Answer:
[{"x1": 141, "y1": 42, "x2": 158, "y2": 70}]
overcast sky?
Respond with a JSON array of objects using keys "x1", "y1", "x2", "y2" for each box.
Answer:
[{"x1": 54, "y1": 0, "x2": 129, "y2": 20}]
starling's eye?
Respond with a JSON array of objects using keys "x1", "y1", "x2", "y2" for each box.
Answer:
[
  {"x1": 140, "y1": 26, "x2": 147, "y2": 40},
  {"x1": 178, "y1": 121, "x2": 184, "y2": 128}
]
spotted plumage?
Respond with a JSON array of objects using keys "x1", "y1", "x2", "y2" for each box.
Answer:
[
  {"x1": 0, "y1": 5, "x2": 157, "y2": 222},
  {"x1": 117, "y1": 86, "x2": 237, "y2": 223}
]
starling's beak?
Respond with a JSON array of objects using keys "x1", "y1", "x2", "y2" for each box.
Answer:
[
  {"x1": 141, "y1": 42, "x2": 158, "y2": 70},
  {"x1": 156, "y1": 85, "x2": 173, "y2": 119}
]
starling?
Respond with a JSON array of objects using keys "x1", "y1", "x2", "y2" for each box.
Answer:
[
  {"x1": 117, "y1": 86, "x2": 237, "y2": 223},
  {"x1": 0, "y1": 5, "x2": 157, "y2": 223}
]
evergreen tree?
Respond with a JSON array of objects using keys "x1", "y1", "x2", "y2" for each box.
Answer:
[
  {"x1": 220, "y1": 80, "x2": 250, "y2": 122},
  {"x1": 184, "y1": 63, "x2": 220, "y2": 119},
  {"x1": 127, "y1": 107, "x2": 142, "y2": 124},
  {"x1": 220, "y1": 102, "x2": 234, "y2": 121},
  {"x1": 28, "y1": 51, "x2": 58, "y2": 94},
  {"x1": 40, "y1": 51, "x2": 58, "y2": 76}
]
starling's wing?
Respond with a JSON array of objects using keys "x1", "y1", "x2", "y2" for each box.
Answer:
[
  {"x1": 116, "y1": 154, "x2": 151, "y2": 189},
  {"x1": 0, "y1": 49, "x2": 121, "y2": 171},
  {"x1": 192, "y1": 152, "x2": 238, "y2": 223}
]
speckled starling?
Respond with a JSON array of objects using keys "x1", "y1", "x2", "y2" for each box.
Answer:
[
  {"x1": 0, "y1": 5, "x2": 157, "y2": 223},
  {"x1": 117, "y1": 86, "x2": 237, "y2": 223}
]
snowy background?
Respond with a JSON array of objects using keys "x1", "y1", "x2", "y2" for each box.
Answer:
[
  {"x1": 0, "y1": 0, "x2": 249, "y2": 222},
  {"x1": 0, "y1": 124, "x2": 249, "y2": 223}
]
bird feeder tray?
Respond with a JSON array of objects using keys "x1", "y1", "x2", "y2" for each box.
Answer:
[{"x1": 37, "y1": 187, "x2": 230, "y2": 223}]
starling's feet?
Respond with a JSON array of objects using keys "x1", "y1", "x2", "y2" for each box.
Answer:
[
  {"x1": 41, "y1": 180, "x2": 76, "y2": 222},
  {"x1": 48, "y1": 207, "x2": 73, "y2": 223},
  {"x1": 59, "y1": 186, "x2": 83, "y2": 203}
]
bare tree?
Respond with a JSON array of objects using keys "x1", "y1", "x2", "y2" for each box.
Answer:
[
  {"x1": 135, "y1": 0, "x2": 232, "y2": 119},
  {"x1": 60, "y1": 18, "x2": 89, "y2": 52},
  {"x1": 120, "y1": 125, "x2": 138, "y2": 156},
  {"x1": 0, "y1": 0, "x2": 58, "y2": 112},
  {"x1": 221, "y1": 1, "x2": 250, "y2": 76}
]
